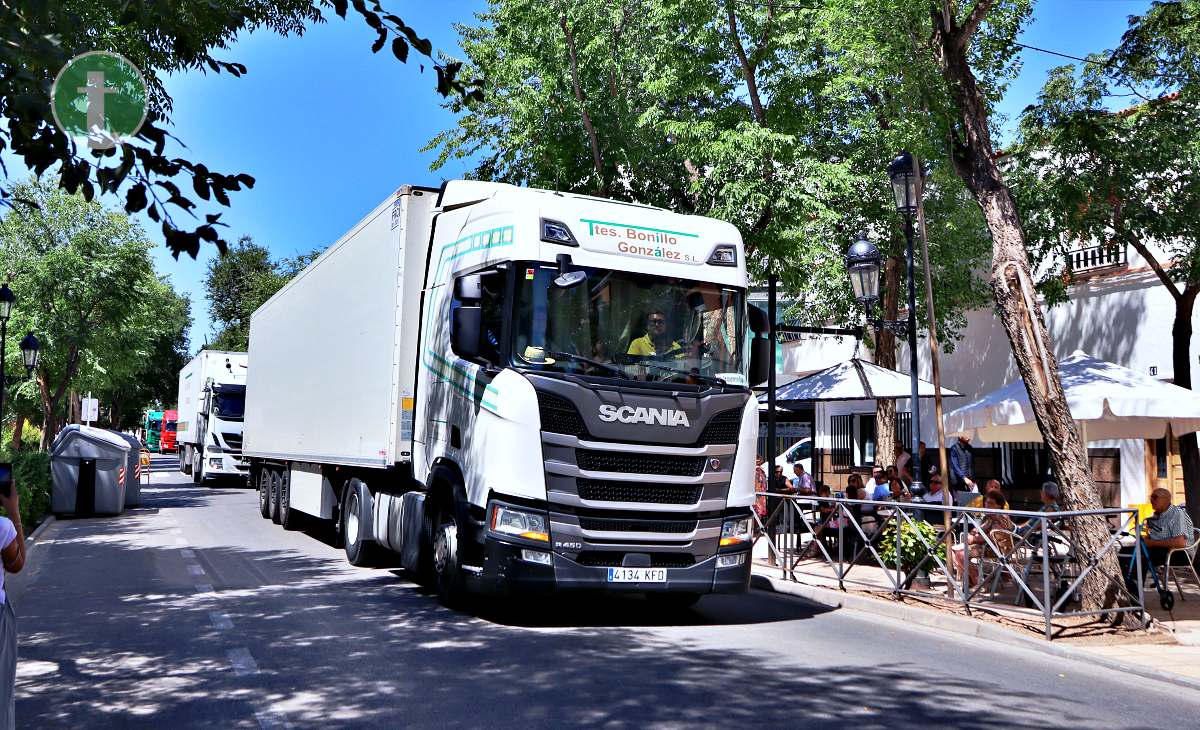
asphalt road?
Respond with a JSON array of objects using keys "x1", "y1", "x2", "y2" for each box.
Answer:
[{"x1": 8, "y1": 458, "x2": 1200, "y2": 729}]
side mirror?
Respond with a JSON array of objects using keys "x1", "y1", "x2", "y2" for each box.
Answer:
[
  {"x1": 748, "y1": 336, "x2": 771, "y2": 386},
  {"x1": 747, "y1": 304, "x2": 769, "y2": 335},
  {"x1": 452, "y1": 305, "x2": 482, "y2": 359}
]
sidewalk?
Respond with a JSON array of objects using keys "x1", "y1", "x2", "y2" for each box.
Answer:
[{"x1": 751, "y1": 538, "x2": 1200, "y2": 689}]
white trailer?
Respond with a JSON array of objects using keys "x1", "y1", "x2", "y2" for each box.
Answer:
[
  {"x1": 177, "y1": 350, "x2": 249, "y2": 483},
  {"x1": 244, "y1": 181, "x2": 771, "y2": 605}
]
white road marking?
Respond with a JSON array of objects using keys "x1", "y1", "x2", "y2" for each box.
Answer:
[
  {"x1": 169, "y1": 528, "x2": 184, "y2": 536},
  {"x1": 174, "y1": 537, "x2": 188, "y2": 546},
  {"x1": 209, "y1": 611, "x2": 234, "y2": 630},
  {"x1": 228, "y1": 648, "x2": 259, "y2": 676},
  {"x1": 187, "y1": 564, "x2": 206, "y2": 577},
  {"x1": 180, "y1": 549, "x2": 195, "y2": 559}
]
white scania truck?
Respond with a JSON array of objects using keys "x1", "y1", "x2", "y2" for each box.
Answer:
[
  {"x1": 177, "y1": 350, "x2": 249, "y2": 484},
  {"x1": 243, "y1": 181, "x2": 770, "y2": 604}
]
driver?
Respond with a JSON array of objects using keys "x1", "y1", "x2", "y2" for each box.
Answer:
[{"x1": 627, "y1": 309, "x2": 683, "y2": 358}]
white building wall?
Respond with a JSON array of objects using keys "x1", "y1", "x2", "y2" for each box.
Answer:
[{"x1": 787, "y1": 269, "x2": 1183, "y2": 506}]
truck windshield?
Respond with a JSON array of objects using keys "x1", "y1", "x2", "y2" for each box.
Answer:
[
  {"x1": 511, "y1": 264, "x2": 747, "y2": 386},
  {"x1": 164, "y1": 421, "x2": 177, "y2": 431},
  {"x1": 214, "y1": 392, "x2": 245, "y2": 420}
]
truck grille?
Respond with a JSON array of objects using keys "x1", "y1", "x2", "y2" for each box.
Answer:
[
  {"x1": 576, "y1": 450, "x2": 706, "y2": 477},
  {"x1": 574, "y1": 552, "x2": 695, "y2": 568},
  {"x1": 697, "y1": 409, "x2": 742, "y2": 445},
  {"x1": 579, "y1": 516, "x2": 697, "y2": 534},
  {"x1": 576, "y1": 478, "x2": 702, "y2": 505},
  {"x1": 538, "y1": 392, "x2": 587, "y2": 437}
]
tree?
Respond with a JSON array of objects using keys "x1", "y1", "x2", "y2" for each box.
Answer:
[
  {"x1": 430, "y1": 1, "x2": 994, "y2": 464},
  {"x1": 0, "y1": 1, "x2": 477, "y2": 259},
  {"x1": 812, "y1": 0, "x2": 1128, "y2": 619},
  {"x1": 0, "y1": 179, "x2": 165, "y2": 447},
  {"x1": 204, "y1": 236, "x2": 320, "y2": 350},
  {"x1": 81, "y1": 278, "x2": 192, "y2": 429},
  {"x1": 1014, "y1": 1, "x2": 1200, "y2": 526}
]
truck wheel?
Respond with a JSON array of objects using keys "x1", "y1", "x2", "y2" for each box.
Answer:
[
  {"x1": 646, "y1": 592, "x2": 703, "y2": 609},
  {"x1": 342, "y1": 479, "x2": 381, "y2": 566},
  {"x1": 268, "y1": 470, "x2": 282, "y2": 524},
  {"x1": 178, "y1": 449, "x2": 186, "y2": 474},
  {"x1": 278, "y1": 470, "x2": 301, "y2": 531},
  {"x1": 433, "y1": 502, "x2": 468, "y2": 607},
  {"x1": 257, "y1": 469, "x2": 271, "y2": 518}
]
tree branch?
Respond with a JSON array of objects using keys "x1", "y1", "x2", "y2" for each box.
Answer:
[
  {"x1": 559, "y1": 11, "x2": 609, "y2": 198},
  {"x1": 959, "y1": 0, "x2": 995, "y2": 46},
  {"x1": 726, "y1": 2, "x2": 766, "y2": 126}
]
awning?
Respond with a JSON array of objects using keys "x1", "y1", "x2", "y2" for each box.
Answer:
[{"x1": 760, "y1": 358, "x2": 962, "y2": 406}]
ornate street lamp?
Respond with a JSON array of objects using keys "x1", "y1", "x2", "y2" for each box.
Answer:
[
  {"x1": 0, "y1": 281, "x2": 43, "y2": 427},
  {"x1": 844, "y1": 152, "x2": 927, "y2": 495}
]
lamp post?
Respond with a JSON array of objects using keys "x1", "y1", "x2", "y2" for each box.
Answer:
[
  {"x1": 0, "y1": 281, "x2": 42, "y2": 432},
  {"x1": 843, "y1": 149, "x2": 925, "y2": 496}
]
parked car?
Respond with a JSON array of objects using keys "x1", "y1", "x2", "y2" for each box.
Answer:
[{"x1": 774, "y1": 437, "x2": 812, "y2": 476}]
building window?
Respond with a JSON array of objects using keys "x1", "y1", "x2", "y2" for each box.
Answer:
[
  {"x1": 831, "y1": 415, "x2": 853, "y2": 468},
  {"x1": 859, "y1": 414, "x2": 876, "y2": 466},
  {"x1": 1156, "y1": 438, "x2": 1168, "y2": 479}
]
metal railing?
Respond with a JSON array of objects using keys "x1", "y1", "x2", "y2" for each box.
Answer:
[{"x1": 753, "y1": 494, "x2": 1146, "y2": 640}]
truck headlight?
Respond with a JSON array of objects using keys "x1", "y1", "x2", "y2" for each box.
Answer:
[
  {"x1": 720, "y1": 516, "x2": 752, "y2": 547},
  {"x1": 490, "y1": 504, "x2": 549, "y2": 542},
  {"x1": 209, "y1": 458, "x2": 223, "y2": 468}
]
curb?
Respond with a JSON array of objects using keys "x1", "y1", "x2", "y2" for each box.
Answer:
[
  {"x1": 752, "y1": 571, "x2": 1200, "y2": 694},
  {"x1": 27, "y1": 514, "x2": 56, "y2": 544}
]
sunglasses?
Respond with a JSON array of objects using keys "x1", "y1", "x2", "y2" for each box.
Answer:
[{"x1": 648, "y1": 318, "x2": 666, "y2": 325}]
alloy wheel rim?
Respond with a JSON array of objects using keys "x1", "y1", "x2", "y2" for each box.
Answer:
[{"x1": 346, "y1": 493, "x2": 359, "y2": 547}]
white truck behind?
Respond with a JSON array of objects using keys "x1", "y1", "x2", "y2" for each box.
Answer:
[
  {"x1": 177, "y1": 350, "x2": 249, "y2": 484},
  {"x1": 244, "y1": 181, "x2": 771, "y2": 605}
]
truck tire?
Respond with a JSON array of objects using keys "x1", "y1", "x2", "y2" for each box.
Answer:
[
  {"x1": 432, "y1": 500, "x2": 468, "y2": 607},
  {"x1": 257, "y1": 468, "x2": 271, "y2": 519},
  {"x1": 178, "y1": 449, "x2": 186, "y2": 474},
  {"x1": 268, "y1": 470, "x2": 282, "y2": 524},
  {"x1": 278, "y1": 470, "x2": 302, "y2": 531},
  {"x1": 342, "y1": 479, "x2": 383, "y2": 566}
]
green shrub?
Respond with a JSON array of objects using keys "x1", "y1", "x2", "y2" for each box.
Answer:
[
  {"x1": 0, "y1": 450, "x2": 51, "y2": 529},
  {"x1": 3, "y1": 421, "x2": 44, "y2": 451},
  {"x1": 878, "y1": 521, "x2": 947, "y2": 574}
]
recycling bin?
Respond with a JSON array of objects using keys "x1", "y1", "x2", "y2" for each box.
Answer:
[{"x1": 50, "y1": 425, "x2": 131, "y2": 516}]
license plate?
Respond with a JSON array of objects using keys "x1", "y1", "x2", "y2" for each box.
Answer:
[{"x1": 606, "y1": 567, "x2": 667, "y2": 583}]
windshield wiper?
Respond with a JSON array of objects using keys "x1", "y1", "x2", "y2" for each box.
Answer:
[
  {"x1": 643, "y1": 362, "x2": 727, "y2": 388},
  {"x1": 546, "y1": 351, "x2": 631, "y2": 379}
]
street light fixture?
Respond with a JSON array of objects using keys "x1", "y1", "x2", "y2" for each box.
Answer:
[
  {"x1": 888, "y1": 151, "x2": 920, "y2": 215},
  {"x1": 844, "y1": 151, "x2": 927, "y2": 495},
  {"x1": 20, "y1": 332, "x2": 40, "y2": 378},
  {"x1": 0, "y1": 284, "x2": 13, "y2": 322},
  {"x1": 846, "y1": 231, "x2": 882, "y2": 307}
]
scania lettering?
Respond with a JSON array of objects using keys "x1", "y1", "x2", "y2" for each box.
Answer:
[
  {"x1": 597, "y1": 405, "x2": 691, "y2": 427},
  {"x1": 243, "y1": 181, "x2": 770, "y2": 606},
  {"x1": 177, "y1": 350, "x2": 249, "y2": 484}
]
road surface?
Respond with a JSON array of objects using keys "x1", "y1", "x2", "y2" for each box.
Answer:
[{"x1": 8, "y1": 458, "x2": 1198, "y2": 728}]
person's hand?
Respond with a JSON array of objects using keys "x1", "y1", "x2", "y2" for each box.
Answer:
[{"x1": 0, "y1": 484, "x2": 19, "y2": 520}]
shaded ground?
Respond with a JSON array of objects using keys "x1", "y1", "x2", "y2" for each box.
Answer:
[{"x1": 9, "y1": 459, "x2": 1200, "y2": 728}]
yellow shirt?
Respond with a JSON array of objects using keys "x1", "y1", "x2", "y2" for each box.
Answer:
[{"x1": 627, "y1": 334, "x2": 683, "y2": 357}]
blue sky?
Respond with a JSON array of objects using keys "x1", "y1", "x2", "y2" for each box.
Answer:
[{"x1": 7, "y1": 1, "x2": 1156, "y2": 349}]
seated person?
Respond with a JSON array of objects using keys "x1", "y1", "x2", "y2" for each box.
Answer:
[
  {"x1": 791, "y1": 462, "x2": 815, "y2": 495},
  {"x1": 627, "y1": 309, "x2": 683, "y2": 358},
  {"x1": 886, "y1": 477, "x2": 911, "y2": 502},
  {"x1": 1016, "y1": 481, "x2": 1061, "y2": 537},
  {"x1": 1122, "y1": 488, "x2": 1192, "y2": 591},
  {"x1": 951, "y1": 489, "x2": 1016, "y2": 585},
  {"x1": 918, "y1": 476, "x2": 948, "y2": 504}
]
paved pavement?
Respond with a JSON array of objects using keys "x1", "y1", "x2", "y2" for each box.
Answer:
[{"x1": 9, "y1": 458, "x2": 1200, "y2": 728}]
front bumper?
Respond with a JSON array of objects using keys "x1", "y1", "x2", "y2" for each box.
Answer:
[
  {"x1": 204, "y1": 452, "x2": 249, "y2": 476},
  {"x1": 473, "y1": 535, "x2": 751, "y2": 596}
]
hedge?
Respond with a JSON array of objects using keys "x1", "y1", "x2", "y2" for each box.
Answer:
[{"x1": 0, "y1": 450, "x2": 51, "y2": 530}]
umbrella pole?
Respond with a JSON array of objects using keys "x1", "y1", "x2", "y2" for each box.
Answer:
[{"x1": 913, "y1": 155, "x2": 954, "y2": 586}]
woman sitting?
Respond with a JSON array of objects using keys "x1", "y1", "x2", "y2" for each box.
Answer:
[{"x1": 950, "y1": 489, "x2": 1015, "y2": 586}]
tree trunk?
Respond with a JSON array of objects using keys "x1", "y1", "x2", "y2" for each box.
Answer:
[
  {"x1": 875, "y1": 254, "x2": 903, "y2": 470},
  {"x1": 10, "y1": 415, "x2": 24, "y2": 451},
  {"x1": 931, "y1": 7, "x2": 1134, "y2": 623},
  {"x1": 559, "y1": 12, "x2": 610, "y2": 199},
  {"x1": 1173, "y1": 286, "x2": 1200, "y2": 531}
]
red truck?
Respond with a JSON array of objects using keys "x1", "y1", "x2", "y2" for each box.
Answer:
[{"x1": 161, "y1": 409, "x2": 178, "y2": 453}]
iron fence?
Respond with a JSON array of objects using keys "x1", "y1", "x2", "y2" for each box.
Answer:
[{"x1": 753, "y1": 493, "x2": 1146, "y2": 640}]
